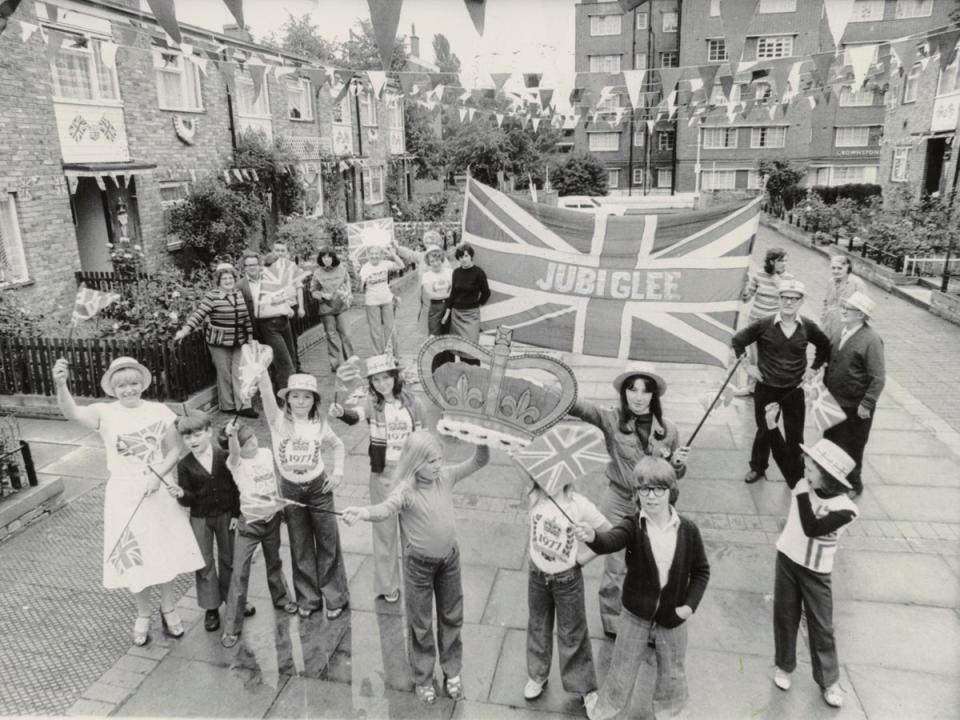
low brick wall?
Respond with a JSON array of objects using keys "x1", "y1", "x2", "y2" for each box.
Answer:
[
  {"x1": 931, "y1": 290, "x2": 960, "y2": 325},
  {"x1": 0, "y1": 477, "x2": 64, "y2": 543}
]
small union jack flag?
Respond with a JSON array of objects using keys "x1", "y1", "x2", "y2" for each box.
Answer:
[
  {"x1": 71, "y1": 285, "x2": 120, "y2": 325},
  {"x1": 116, "y1": 421, "x2": 165, "y2": 463},
  {"x1": 108, "y1": 526, "x2": 143, "y2": 575},
  {"x1": 803, "y1": 375, "x2": 846, "y2": 434},
  {"x1": 514, "y1": 425, "x2": 609, "y2": 497}
]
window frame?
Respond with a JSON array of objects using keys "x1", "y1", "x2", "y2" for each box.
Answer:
[
  {"x1": 235, "y1": 74, "x2": 271, "y2": 118},
  {"x1": 756, "y1": 35, "x2": 794, "y2": 60},
  {"x1": 895, "y1": 0, "x2": 933, "y2": 20},
  {"x1": 49, "y1": 34, "x2": 121, "y2": 104},
  {"x1": 662, "y1": 11, "x2": 678, "y2": 33},
  {"x1": 589, "y1": 54, "x2": 622, "y2": 74},
  {"x1": 359, "y1": 87, "x2": 378, "y2": 127},
  {"x1": 758, "y1": 0, "x2": 797, "y2": 13},
  {"x1": 657, "y1": 131, "x2": 675, "y2": 151},
  {"x1": 0, "y1": 193, "x2": 29, "y2": 286},
  {"x1": 362, "y1": 166, "x2": 385, "y2": 204},
  {"x1": 710, "y1": 0, "x2": 720, "y2": 16},
  {"x1": 590, "y1": 14, "x2": 622, "y2": 36},
  {"x1": 657, "y1": 168, "x2": 673, "y2": 188},
  {"x1": 636, "y1": 12, "x2": 648, "y2": 29},
  {"x1": 751, "y1": 126, "x2": 787, "y2": 148},
  {"x1": 834, "y1": 125, "x2": 875, "y2": 148},
  {"x1": 153, "y1": 48, "x2": 203, "y2": 113},
  {"x1": 607, "y1": 168, "x2": 620, "y2": 189},
  {"x1": 707, "y1": 38, "x2": 728, "y2": 63},
  {"x1": 839, "y1": 85, "x2": 879, "y2": 106},
  {"x1": 701, "y1": 169, "x2": 737, "y2": 191},
  {"x1": 633, "y1": 125, "x2": 645, "y2": 147},
  {"x1": 891, "y1": 146, "x2": 910, "y2": 182},
  {"x1": 850, "y1": 0, "x2": 885, "y2": 21},
  {"x1": 903, "y1": 62, "x2": 922, "y2": 103},
  {"x1": 702, "y1": 127, "x2": 738, "y2": 149},
  {"x1": 286, "y1": 77, "x2": 314, "y2": 121},
  {"x1": 937, "y1": 43, "x2": 960, "y2": 96},
  {"x1": 632, "y1": 167, "x2": 645, "y2": 185},
  {"x1": 588, "y1": 132, "x2": 621, "y2": 152},
  {"x1": 659, "y1": 51, "x2": 679, "y2": 68}
]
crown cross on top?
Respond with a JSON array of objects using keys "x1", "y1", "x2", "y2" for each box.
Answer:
[{"x1": 417, "y1": 327, "x2": 578, "y2": 449}]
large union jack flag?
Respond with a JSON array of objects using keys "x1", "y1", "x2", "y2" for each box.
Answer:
[
  {"x1": 463, "y1": 178, "x2": 760, "y2": 366},
  {"x1": 515, "y1": 425, "x2": 609, "y2": 498}
]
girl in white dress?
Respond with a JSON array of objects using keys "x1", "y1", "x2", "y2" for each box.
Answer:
[{"x1": 53, "y1": 356, "x2": 204, "y2": 647}]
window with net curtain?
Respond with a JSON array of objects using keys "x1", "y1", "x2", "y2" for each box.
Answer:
[
  {"x1": 51, "y1": 36, "x2": 118, "y2": 101},
  {"x1": 154, "y1": 50, "x2": 202, "y2": 111}
]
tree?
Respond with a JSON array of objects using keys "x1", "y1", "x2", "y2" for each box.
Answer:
[
  {"x1": 263, "y1": 15, "x2": 407, "y2": 71},
  {"x1": 404, "y1": 101, "x2": 445, "y2": 179},
  {"x1": 341, "y1": 19, "x2": 408, "y2": 71},
  {"x1": 550, "y1": 153, "x2": 608, "y2": 196},
  {"x1": 759, "y1": 159, "x2": 805, "y2": 216},
  {"x1": 263, "y1": 13, "x2": 337, "y2": 63},
  {"x1": 433, "y1": 33, "x2": 461, "y2": 73},
  {"x1": 445, "y1": 124, "x2": 511, "y2": 186}
]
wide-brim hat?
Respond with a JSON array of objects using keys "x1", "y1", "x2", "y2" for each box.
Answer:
[
  {"x1": 424, "y1": 244, "x2": 445, "y2": 258},
  {"x1": 365, "y1": 353, "x2": 398, "y2": 377},
  {"x1": 778, "y1": 279, "x2": 807, "y2": 297},
  {"x1": 800, "y1": 439, "x2": 855, "y2": 487},
  {"x1": 277, "y1": 373, "x2": 321, "y2": 400},
  {"x1": 612, "y1": 362, "x2": 667, "y2": 397},
  {"x1": 423, "y1": 230, "x2": 442, "y2": 247},
  {"x1": 101, "y1": 356, "x2": 152, "y2": 397},
  {"x1": 844, "y1": 291, "x2": 875, "y2": 317}
]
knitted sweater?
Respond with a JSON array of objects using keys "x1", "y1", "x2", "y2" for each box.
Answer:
[
  {"x1": 587, "y1": 512, "x2": 710, "y2": 628},
  {"x1": 184, "y1": 289, "x2": 254, "y2": 347},
  {"x1": 732, "y1": 315, "x2": 831, "y2": 388},
  {"x1": 176, "y1": 446, "x2": 240, "y2": 519},
  {"x1": 338, "y1": 392, "x2": 428, "y2": 472},
  {"x1": 824, "y1": 323, "x2": 885, "y2": 411}
]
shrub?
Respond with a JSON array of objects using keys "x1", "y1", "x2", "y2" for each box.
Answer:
[
  {"x1": 100, "y1": 266, "x2": 212, "y2": 340},
  {"x1": 276, "y1": 216, "x2": 326, "y2": 261},
  {"x1": 759, "y1": 160, "x2": 805, "y2": 216},
  {"x1": 551, "y1": 153, "x2": 608, "y2": 197},
  {"x1": 811, "y1": 184, "x2": 881, "y2": 206},
  {"x1": 0, "y1": 291, "x2": 41, "y2": 337}
]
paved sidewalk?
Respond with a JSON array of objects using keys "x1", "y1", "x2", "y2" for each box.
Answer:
[{"x1": 0, "y1": 230, "x2": 958, "y2": 718}]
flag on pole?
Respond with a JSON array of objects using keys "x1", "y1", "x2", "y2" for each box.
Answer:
[
  {"x1": 803, "y1": 375, "x2": 847, "y2": 434},
  {"x1": 261, "y1": 257, "x2": 310, "y2": 306},
  {"x1": 463, "y1": 177, "x2": 758, "y2": 366},
  {"x1": 514, "y1": 425, "x2": 608, "y2": 498},
  {"x1": 71, "y1": 285, "x2": 120, "y2": 325},
  {"x1": 108, "y1": 526, "x2": 144, "y2": 575},
  {"x1": 238, "y1": 341, "x2": 273, "y2": 403}
]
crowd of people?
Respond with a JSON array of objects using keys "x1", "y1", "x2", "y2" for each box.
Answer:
[{"x1": 50, "y1": 233, "x2": 887, "y2": 717}]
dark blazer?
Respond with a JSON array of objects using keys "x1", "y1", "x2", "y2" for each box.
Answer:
[
  {"x1": 236, "y1": 277, "x2": 257, "y2": 322},
  {"x1": 588, "y1": 512, "x2": 710, "y2": 629},
  {"x1": 825, "y1": 323, "x2": 885, "y2": 411},
  {"x1": 176, "y1": 446, "x2": 240, "y2": 519}
]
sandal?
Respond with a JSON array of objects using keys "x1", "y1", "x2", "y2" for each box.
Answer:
[
  {"x1": 160, "y1": 608, "x2": 184, "y2": 638},
  {"x1": 297, "y1": 606, "x2": 316, "y2": 619},
  {"x1": 415, "y1": 684, "x2": 436, "y2": 705},
  {"x1": 382, "y1": 590, "x2": 400, "y2": 604},
  {"x1": 445, "y1": 674, "x2": 463, "y2": 700},
  {"x1": 326, "y1": 604, "x2": 348, "y2": 620},
  {"x1": 221, "y1": 632, "x2": 239, "y2": 648},
  {"x1": 132, "y1": 616, "x2": 151, "y2": 647},
  {"x1": 277, "y1": 601, "x2": 298, "y2": 615}
]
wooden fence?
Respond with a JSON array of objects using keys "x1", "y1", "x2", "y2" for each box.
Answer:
[{"x1": 0, "y1": 332, "x2": 216, "y2": 402}]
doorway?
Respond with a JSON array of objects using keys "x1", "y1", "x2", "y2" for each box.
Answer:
[
  {"x1": 71, "y1": 177, "x2": 142, "y2": 272},
  {"x1": 923, "y1": 137, "x2": 947, "y2": 196}
]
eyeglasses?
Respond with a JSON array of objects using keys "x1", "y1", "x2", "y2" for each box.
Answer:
[
  {"x1": 780, "y1": 295, "x2": 802, "y2": 304},
  {"x1": 635, "y1": 487, "x2": 668, "y2": 498}
]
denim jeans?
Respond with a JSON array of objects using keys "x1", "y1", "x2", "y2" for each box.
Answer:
[
  {"x1": 190, "y1": 512, "x2": 235, "y2": 610},
  {"x1": 207, "y1": 345, "x2": 248, "y2": 412},
  {"x1": 281, "y1": 475, "x2": 349, "y2": 613},
  {"x1": 222, "y1": 513, "x2": 292, "y2": 635},
  {"x1": 370, "y1": 464, "x2": 401, "y2": 598},
  {"x1": 320, "y1": 313, "x2": 355, "y2": 371},
  {"x1": 592, "y1": 608, "x2": 689, "y2": 720},
  {"x1": 774, "y1": 551, "x2": 839, "y2": 689},
  {"x1": 527, "y1": 563, "x2": 597, "y2": 694},
  {"x1": 597, "y1": 485, "x2": 636, "y2": 636},
  {"x1": 404, "y1": 544, "x2": 463, "y2": 686},
  {"x1": 365, "y1": 302, "x2": 396, "y2": 355}
]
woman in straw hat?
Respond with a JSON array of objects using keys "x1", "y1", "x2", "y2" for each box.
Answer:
[
  {"x1": 568, "y1": 362, "x2": 690, "y2": 638},
  {"x1": 258, "y1": 371, "x2": 350, "y2": 620},
  {"x1": 174, "y1": 262, "x2": 257, "y2": 418},
  {"x1": 769, "y1": 423, "x2": 859, "y2": 709},
  {"x1": 52, "y1": 357, "x2": 204, "y2": 647}
]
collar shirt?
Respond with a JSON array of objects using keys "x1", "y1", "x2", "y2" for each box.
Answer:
[
  {"x1": 774, "y1": 312, "x2": 802, "y2": 339},
  {"x1": 839, "y1": 321, "x2": 865, "y2": 350},
  {"x1": 640, "y1": 506, "x2": 681, "y2": 588},
  {"x1": 194, "y1": 446, "x2": 213, "y2": 474}
]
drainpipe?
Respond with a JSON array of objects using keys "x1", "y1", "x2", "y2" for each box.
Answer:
[
  {"x1": 223, "y1": 50, "x2": 237, "y2": 151},
  {"x1": 671, "y1": 0, "x2": 681, "y2": 195},
  {"x1": 627, "y1": 7, "x2": 638, "y2": 196}
]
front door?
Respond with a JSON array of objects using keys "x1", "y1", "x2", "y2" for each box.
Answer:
[
  {"x1": 72, "y1": 176, "x2": 142, "y2": 272},
  {"x1": 923, "y1": 137, "x2": 947, "y2": 196}
]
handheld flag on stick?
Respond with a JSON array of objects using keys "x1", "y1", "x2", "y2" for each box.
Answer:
[
  {"x1": 334, "y1": 355, "x2": 364, "y2": 405},
  {"x1": 686, "y1": 356, "x2": 742, "y2": 447},
  {"x1": 71, "y1": 284, "x2": 120, "y2": 326},
  {"x1": 238, "y1": 341, "x2": 273, "y2": 404},
  {"x1": 803, "y1": 374, "x2": 846, "y2": 434},
  {"x1": 251, "y1": 492, "x2": 343, "y2": 516}
]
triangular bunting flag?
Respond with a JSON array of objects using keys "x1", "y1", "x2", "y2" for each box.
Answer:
[
  {"x1": 248, "y1": 63, "x2": 266, "y2": 104},
  {"x1": 495, "y1": 112, "x2": 504, "y2": 127},
  {"x1": 697, "y1": 64, "x2": 719, "y2": 100},
  {"x1": 491, "y1": 72, "x2": 511, "y2": 91},
  {"x1": 44, "y1": 28, "x2": 65, "y2": 64},
  {"x1": 810, "y1": 51, "x2": 837, "y2": 87},
  {"x1": 366, "y1": 0, "x2": 404, "y2": 70},
  {"x1": 459, "y1": 107, "x2": 467, "y2": 122},
  {"x1": 220, "y1": 60, "x2": 238, "y2": 98},
  {"x1": 464, "y1": 0, "x2": 486, "y2": 35},
  {"x1": 367, "y1": 69, "x2": 387, "y2": 97},
  {"x1": 846, "y1": 44, "x2": 876, "y2": 89},
  {"x1": 936, "y1": 28, "x2": 960, "y2": 68},
  {"x1": 823, "y1": 0, "x2": 856, "y2": 50},
  {"x1": 524, "y1": 73, "x2": 542, "y2": 88},
  {"x1": 222, "y1": 0, "x2": 244, "y2": 29},
  {"x1": 720, "y1": 0, "x2": 758, "y2": 68},
  {"x1": 623, "y1": 69, "x2": 646, "y2": 109},
  {"x1": 531, "y1": 117, "x2": 540, "y2": 132},
  {"x1": 539, "y1": 88, "x2": 553, "y2": 108},
  {"x1": 19, "y1": 19, "x2": 37, "y2": 43},
  {"x1": 658, "y1": 67, "x2": 682, "y2": 98},
  {"x1": 145, "y1": 0, "x2": 182, "y2": 45}
]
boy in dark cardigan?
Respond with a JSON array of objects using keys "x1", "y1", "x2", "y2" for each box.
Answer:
[{"x1": 173, "y1": 412, "x2": 250, "y2": 632}]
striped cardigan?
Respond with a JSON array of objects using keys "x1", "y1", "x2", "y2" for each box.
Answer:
[{"x1": 184, "y1": 289, "x2": 254, "y2": 347}]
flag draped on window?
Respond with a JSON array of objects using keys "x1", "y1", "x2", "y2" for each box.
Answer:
[{"x1": 463, "y1": 178, "x2": 759, "y2": 366}]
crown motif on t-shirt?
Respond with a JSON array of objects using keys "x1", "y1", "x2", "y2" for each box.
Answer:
[
  {"x1": 417, "y1": 326, "x2": 577, "y2": 449},
  {"x1": 542, "y1": 516, "x2": 563, "y2": 538}
]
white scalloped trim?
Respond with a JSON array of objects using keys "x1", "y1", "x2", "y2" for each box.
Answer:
[{"x1": 435, "y1": 417, "x2": 533, "y2": 450}]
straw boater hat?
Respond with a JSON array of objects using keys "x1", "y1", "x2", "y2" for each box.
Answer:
[
  {"x1": 843, "y1": 291, "x2": 875, "y2": 318},
  {"x1": 277, "y1": 373, "x2": 321, "y2": 400},
  {"x1": 612, "y1": 361, "x2": 667, "y2": 397},
  {"x1": 799, "y1": 438, "x2": 855, "y2": 488},
  {"x1": 778, "y1": 279, "x2": 807, "y2": 297},
  {"x1": 365, "y1": 354, "x2": 398, "y2": 377},
  {"x1": 101, "y1": 357, "x2": 152, "y2": 397},
  {"x1": 214, "y1": 262, "x2": 238, "y2": 278}
]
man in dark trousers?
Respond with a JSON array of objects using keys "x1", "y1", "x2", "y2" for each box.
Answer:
[
  {"x1": 823, "y1": 291, "x2": 885, "y2": 497},
  {"x1": 732, "y1": 280, "x2": 831, "y2": 485},
  {"x1": 236, "y1": 251, "x2": 295, "y2": 394}
]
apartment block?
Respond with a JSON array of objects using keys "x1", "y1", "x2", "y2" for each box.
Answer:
[
  {"x1": 573, "y1": 0, "x2": 679, "y2": 194},
  {"x1": 0, "y1": 0, "x2": 410, "y2": 311}
]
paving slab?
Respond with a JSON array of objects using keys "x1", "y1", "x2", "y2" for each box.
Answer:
[
  {"x1": 38, "y1": 446, "x2": 108, "y2": 480},
  {"x1": 459, "y1": 622, "x2": 508, "y2": 704},
  {"x1": 16, "y1": 417, "x2": 97, "y2": 444},
  {"x1": 704, "y1": 541, "x2": 776, "y2": 592},
  {"x1": 690, "y1": 589, "x2": 774, "y2": 658},
  {"x1": 871, "y1": 486, "x2": 960, "y2": 524},
  {"x1": 116, "y1": 656, "x2": 283, "y2": 717},
  {"x1": 832, "y1": 551, "x2": 960, "y2": 607},
  {"x1": 452, "y1": 699, "x2": 580, "y2": 718},
  {"x1": 864, "y1": 454, "x2": 960, "y2": 488},
  {"x1": 456, "y1": 520, "x2": 528, "y2": 569},
  {"x1": 835, "y1": 601, "x2": 960, "y2": 676},
  {"x1": 676, "y1": 478, "x2": 763, "y2": 515},
  {"x1": 268, "y1": 676, "x2": 454, "y2": 720},
  {"x1": 865, "y1": 430, "x2": 955, "y2": 456},
  {"x1": 325, "y1": 610, "x2": 413, "y2": 692},
  {"x1": 846, "y1": 664, "x2": 960, "y2": 720}
]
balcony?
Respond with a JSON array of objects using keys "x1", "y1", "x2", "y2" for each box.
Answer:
[
  {"x1": 387, "y1": 127, "x2": 405, "y2": 155},
  {"x1": 53, "y1": 101, "x2": 129, "y2": 164}
]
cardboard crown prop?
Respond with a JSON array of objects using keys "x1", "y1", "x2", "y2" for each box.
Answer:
[{"x1": 417, "y1": 326, "x2": 577, "y2": 449}]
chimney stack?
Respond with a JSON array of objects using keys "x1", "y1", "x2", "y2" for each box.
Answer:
[
  {"x1": 409, "y1": 24, "x2": 420, "y2": 58},
  {"x1": 223, "y1": 23, "x2": 253, "y2": 43}
]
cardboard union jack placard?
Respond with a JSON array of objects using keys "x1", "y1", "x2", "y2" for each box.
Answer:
[
  {"x1": 347, "y1": 217, "x2": 395, "y2": 266},
  {"x1": 514, "y1": 425, "x2": 608, "y2": 497},
  {"x1": 464, "y1": 178, "x2": 759, "y2": 366},
  {"x1": 803, "y1": 375, "x2": 846, "y2": 434}
]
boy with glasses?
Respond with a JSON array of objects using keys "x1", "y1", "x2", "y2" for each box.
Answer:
[{"x1": 731, "y1": 280, "x2": 831, "y2": 485}]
